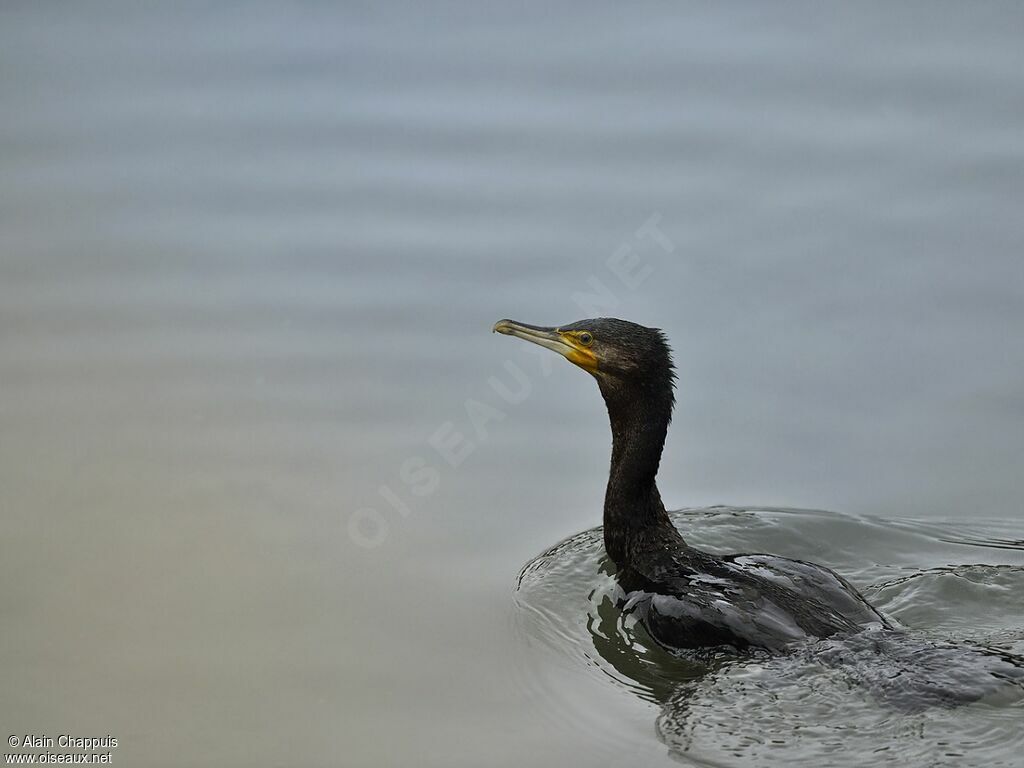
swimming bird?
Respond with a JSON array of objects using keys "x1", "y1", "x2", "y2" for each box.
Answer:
[{"x1": 494, "y1": 317, "x2": 889, "y2": 653}]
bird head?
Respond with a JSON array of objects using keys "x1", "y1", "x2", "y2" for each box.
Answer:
[{"x1": 492, "y1": 317, "x2": 675, "y2": 396}]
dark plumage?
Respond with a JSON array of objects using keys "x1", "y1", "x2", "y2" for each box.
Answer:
[{"x1": 494, "y1": 317, "x2": 888, "y2": 653}]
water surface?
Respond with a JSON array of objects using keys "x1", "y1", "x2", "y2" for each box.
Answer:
[
  {"x1": 517, "y1": 508, "x2": 1024, "y2": 766},
  {"x1": 2, "y1": 2, "x2": 1024, "y2": 766}
]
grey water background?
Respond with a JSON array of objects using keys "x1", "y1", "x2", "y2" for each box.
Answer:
[{"x1": 2, "y1": 2, "x2": 1023, "y2": 766}]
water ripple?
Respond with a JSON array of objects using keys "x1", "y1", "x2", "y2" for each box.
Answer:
[{"x1": 514, "y1": 507, "x2": 1024, "y2": 767}]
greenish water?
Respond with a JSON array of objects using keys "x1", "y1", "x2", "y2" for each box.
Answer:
[
  {"x1": 517, "y1": 508, "x2": 1024, "y2": 766},
  {"x1": 2, "y1": 2, "x2": 1024, "y2": 766}
]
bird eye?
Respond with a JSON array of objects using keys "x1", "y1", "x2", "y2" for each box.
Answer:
[{"x1": 578, "y1": 332, "x2": 593, "y2": 346}]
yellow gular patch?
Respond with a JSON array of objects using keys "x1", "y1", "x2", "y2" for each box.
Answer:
[
  {"x1": 566, "y1": 348, "x2": 599, "y2": 373},
  {"x1": 560, "y1": 333, "x2": 599, "y2": 373}
]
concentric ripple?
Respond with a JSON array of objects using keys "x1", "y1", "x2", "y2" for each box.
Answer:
[{"x1": 513, "y1": 507, "x2": 1024, "y2": 767}]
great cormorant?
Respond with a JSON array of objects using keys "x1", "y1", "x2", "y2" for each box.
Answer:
[{"x1": 494, "y1": 317, "x2": 889, "y2": 653}]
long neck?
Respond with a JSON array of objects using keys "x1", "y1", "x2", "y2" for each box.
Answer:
[{"x1": 599, "y1": 378, "x2": 680, "y2": 565}]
